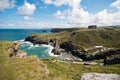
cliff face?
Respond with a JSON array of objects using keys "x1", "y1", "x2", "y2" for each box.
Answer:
[
  {"x1": 0, "y1": 41, "x2": 49, "y2": 80},
  {"x1": 104, "y1": 49, "x2": 120, "y2": 65},
  {"x1": 25, "y1": 28, "x2": 120, "y2": 61},
  {"x1": 25, "y1": 35, "x2": 48, "y2": 44}
]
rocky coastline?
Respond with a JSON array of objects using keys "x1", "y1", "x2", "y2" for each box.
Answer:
[
  {"x1": 25, "y1": 36, "x2": 85, "y2": 61},
  {"x1": 8, "y1": 42, "x2": 27, "y2": 58},
  {"x1": 24, "y1": 28, "x2": 120, "y2": 65}
]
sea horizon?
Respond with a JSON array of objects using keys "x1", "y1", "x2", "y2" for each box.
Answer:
[{"x1": 0, "y1": 29, "x2": 52, "y2": 41}]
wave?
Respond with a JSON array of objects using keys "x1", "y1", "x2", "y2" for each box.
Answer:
[
  {"x1": 13, "y1": 39, "x2": 25, "y2": 42},
  {"x1": 16, "y1": 39, "x2": 60, "y2": 57}
]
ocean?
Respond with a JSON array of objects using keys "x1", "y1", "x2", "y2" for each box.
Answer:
[
  {"x1": 0, "y1": 29, "x2": 51, "y2": 41},
  {"x1": 0, "y1": 29, "x2": 54, "y2": 58},
  {"x1": 0, "y1": 29, "x2": 73, "y2": 59}
]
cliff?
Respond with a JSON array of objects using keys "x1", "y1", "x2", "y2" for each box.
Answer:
[
  {"x1": 0, "y1": 41, "x2": 49, "y2": 80},
  {"x1": 0, "y1": 41, "x2": 120, "y2": 80},
  {"x1": 25, "y1": 28, "x2": 120, "y2": 60}
]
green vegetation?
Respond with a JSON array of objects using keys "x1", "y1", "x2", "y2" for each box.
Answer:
[
  {"x1": 0, "y1": 41, "x2": 120, "y2": 80},
  {"x1": 27, "y1": 28, "x2": 120, "y2": 48},
  {"x1": 0, "y1": 41, "x2": 48, "y2": 80},
  {"x1": 43, "y1": 58, "x2": 120, "y2": 80},
  {"x1": 0, "y1": 28, "x2": 120, "y2": 80},
  {"x1": 26, "y1": 28, "x2": 120, "y2": 60}
]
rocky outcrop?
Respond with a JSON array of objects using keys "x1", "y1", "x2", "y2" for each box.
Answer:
[
  {"x1": 101, "y1": 49, "x2": 120, "y2": 65},
  {"x1": 13, "y1": 42, "x2": 27, "y2": 58},
  {"x1": 81, "y1": 73, "x2": 120, "y2": 80},
  {"x1": 104, "y1": 54, "x2": 120, "y2": 65},
  {"x1": 25, "y1": 36, "x2": 48, "y2": 44},
  {"x1": 15, "y1": 51, "x2": 27, "y2": 58},
  {"x1": 60, "y1": 41, "x2": 87, "y2": 60},
  {"x1": 25, "y1": 36, "x2": 61, "y2": 55},
  {"x1": 49, "y1": 39, "x2": 61, "y2": 55}
]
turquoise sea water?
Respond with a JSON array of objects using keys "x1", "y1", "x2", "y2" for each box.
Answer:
[
  {"x1": 19, "y1": 41, "x2": 54, "y2": 58},
  {"x1": 0, "y1": 29, "x2": 53, "y2": 58},
  {"x1": 0, "y1": 29, "x2": 72, "y2": 59}
]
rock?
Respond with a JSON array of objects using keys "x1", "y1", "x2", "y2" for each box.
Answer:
[
  {"x1": 25, "y1": 36, "x2": 48, "y2": 44},
  {"x1": 81, "y1": 73, "x2": 120, "y2": 80},
  {"x1": 60, "y1": 41, "x2": 87, "y2": 60},
  {"x1": 52, "y1": 49, "x2": 60, "y2": 55},
  {"x1": 16, "y1": 51, "x2": 27, "y2": 58},
  {"x1": 104, "y1": 54, "x2": 120, "y2": 65}
]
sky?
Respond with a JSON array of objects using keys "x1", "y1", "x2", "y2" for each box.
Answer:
[{"x1": 0, "y1": 0, "x2": 120, "y2": 29}]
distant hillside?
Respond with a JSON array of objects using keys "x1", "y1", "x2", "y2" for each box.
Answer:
[
  {"x1": 26, "y1": 28, "x2": 120, "y2": 48},
  {"x1": 25, "y1": 28, "x2": 120, "y2": 60}
]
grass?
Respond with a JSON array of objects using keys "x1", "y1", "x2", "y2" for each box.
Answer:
[
  {"x1": 0, "y1": 27, "x2": 120, "y2": 80},
  {"x1": 26, "y1": 28, "x2": 120, "y2": 49},
  {"x1": 43, "y1": 58, "x2": 120, "y2": 80},
  {"x1": 0, "y1": 41, "x2": 49, "y2": 80}
]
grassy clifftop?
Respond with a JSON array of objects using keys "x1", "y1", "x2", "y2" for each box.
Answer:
[
  {"x1": 1, "y1": 28, "x2": 120, "y2": 80},
  {"x1": 0, "y1": 41, "x2": 49, "y2": 80},
  {"x1": 0, "y1": 41, "x2": 120, "y2": 80},
  {"x1": 26, "y1": 28, "x2": 120, "y2": 49}
]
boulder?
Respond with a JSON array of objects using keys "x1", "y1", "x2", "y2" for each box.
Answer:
[
  {"x1": 52, "y1": 49, "x2": 61, "y2": 55},
  {"x1": 81, "y1": 73, "x2": 120, "y2": 80},
  {"x1": 104, "y1": 54, "x2": 120, "y2": 65}
]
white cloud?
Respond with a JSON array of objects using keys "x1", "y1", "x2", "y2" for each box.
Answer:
[
  {"x1": 111, "y1": 0, "x2": 120, "y2": 9},
  {"x1": 42, "y1": 0, "x2": 52, "y2": 4},
  {"x1": 0, "y1": 0, "x2": 15, "y2": 11},
  {"x1": 45, "y1": 0, "x2": 120, "y2": 26},
  {"x1": 43, "y1": 0, "x2": 81, "y2": 7},
  {"x1": 53, "y1": 10, "x2": 65, "y2": 19},
  {"x1": 23, "y1": 16, "x2": 33, "y2": 20},
  {"x1": 17, "y1": 1, "x2": 36, "y2": 16},
  {"x1": 0, "y1": 20, "x2": 75, "y2": 29},
  {"x1": 94, "y1": 9, "x2": 120, "y2": 26}
]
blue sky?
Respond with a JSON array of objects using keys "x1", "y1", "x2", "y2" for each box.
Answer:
[{"x1": 0, "y1": 0, "x2": 120, "y2": 29}]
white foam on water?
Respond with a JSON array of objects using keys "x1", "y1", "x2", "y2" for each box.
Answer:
[
  {"x1": 14, "y1": 39, "x2": 25, "y2": 42},
  {"x1": 17, "y1": 39, "x2": 60, "y2": 57},
  {"x1": 40, "y1": 44, "x2": 60, "y2": 57}
]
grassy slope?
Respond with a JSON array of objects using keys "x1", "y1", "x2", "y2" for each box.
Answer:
[
  {"x1": 1, "y1": 28, "x2": 120, "y2": 80},
  {"x1": 0, "y1": 41, "x2": 48, "y2": 80},
  {"x1": 28, "y1": 28, "x2": 120, "y2": 49},
  {"x1": 43, "y1": 59, "x2": 120, "y2": 80}
]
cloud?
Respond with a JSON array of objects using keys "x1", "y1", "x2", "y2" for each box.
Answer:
[
  {"x1": 43, "y1": 0, "x2": 81, "y2": 7},
  {"x1": 111, "y1": 0, "x2": 120, "y2": 9},
  {"x1": 42, "y1": 0, "x2": 52, "y2": 4},
  {"x1": 23, "y1": 16, "x2": 33, "y2": 20},
  {"x1": 0, "y1": 0, "x2": 15, "y2": 11},
  {"x1": 53, "y1": 10, "x2": 66, "y2": 19},
  {"x1": 17, "y1": 1, "x2": 36, "y2": 16},
  {"x1": 93, "y1": 9, "x2": 120, "y2": 25},
  {"x1": 0, "y1": 20, "x2": 75, "y2": 29},
  {"x1": 44, "y1": 0, "x2": 120, "y2": 26}
]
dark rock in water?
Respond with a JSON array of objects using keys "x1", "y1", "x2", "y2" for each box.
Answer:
[
  {"x1": 52, "y1": 49, "x2": 60, "y2": 55},
  {"x1": 42, "y1": 30, "x2": 47, "y2": 32},
  {"x1": 104, "y1": 54, "x2": 120, "y2": 65}
]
